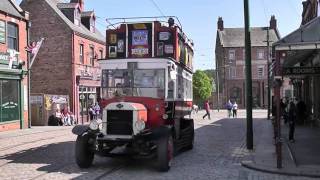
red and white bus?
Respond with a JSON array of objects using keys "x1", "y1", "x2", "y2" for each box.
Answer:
[{"x1": 72, "y1": 17, "x2": 194, "y2": 172}]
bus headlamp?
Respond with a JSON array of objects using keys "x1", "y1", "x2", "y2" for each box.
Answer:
[
  {"x1": 162, "y1": 114, "x2": 168, "y2": 120},
  {"x1": 89, "y1": 119, "x2": 101, "y2": 131},
  {"x1": 135, "y1": 120, "x2": 145, "y2": 131}
]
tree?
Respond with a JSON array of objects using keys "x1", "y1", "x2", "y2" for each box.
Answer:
[
  {"x1": 193, "y1": 70, "x2": 212, "y2": 104},
  {"x1": 203, "y1": 69, "x2": 216, "y2": 93}
]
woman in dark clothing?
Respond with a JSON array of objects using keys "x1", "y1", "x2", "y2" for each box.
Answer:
[{"x1": 288, "y1": 101, "x2": 296, "y2": 143}]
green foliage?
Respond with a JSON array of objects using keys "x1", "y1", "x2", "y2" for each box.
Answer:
[
  {"x1": 203, "y1": 69, "x2": 216, "y2": 93},
  {"x1": 193, "y1": 70, "x2": 212, "y2": 103}
]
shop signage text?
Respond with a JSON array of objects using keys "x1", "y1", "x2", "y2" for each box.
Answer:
[{"x1": 283, "y1": 67, "x2": 320, "y2": 75}]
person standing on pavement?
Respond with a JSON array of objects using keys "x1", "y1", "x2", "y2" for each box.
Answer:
[
  {"x1": 288, "y1": 101, "x2": 297, "y2": 143},
  {"x1": 226, "y1": 100, "x2": 232, "y2": 118},
  {"x1": 94, "y1": 102, "x2": 101, "y2": 119},
  {"x1": 202, "y1": 100, "x2": 211, "y2": 120},
  {"x1": 232, "y1": 101, "x2": 238, "y2": 118}
]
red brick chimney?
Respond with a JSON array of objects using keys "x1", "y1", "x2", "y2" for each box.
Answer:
[
  {"x1": 269, "y1": 15, "x2": 277, "y2": 30},
  {"x1": 217, "y1": 17, "x2": 224, "y2": 31}
]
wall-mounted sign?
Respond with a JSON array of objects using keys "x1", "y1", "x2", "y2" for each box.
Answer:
[
  {"x1": 159, "y1": 32, "x2": 170, "y2": 41},
  {"x1": 283, "y1": 67, "x2": 320, "y2": 75},
  {"x1": 133, "y1": 23, "x2": 147, "y2": 29},
  {"x1": 165, "y1": 45, "x2": 174, "y2": 54},
  {"x1": 132, "y1": 47, "x2": 149, "y2": 56},
  {"x1": 109, "y1": 46, "x2": 117, "y2": 58},
  {"x1": 117, "y1": 39, "x2": 124, "y2": 53},
  {"x1": 0, "y1": 52, "x2": 9, "y2": 61},
  {"x1": 51, "y1": 96, "x2": 68, "y2": 104},
  {"x1": 0, "y1": 21, "x2": 5, "y2": 44},
  {"x1": 109, "y1": 34, "x2": 117, "y2": 44},
  {"x1": 132, "y1": 30, "x2": 148, "y2": 46}
]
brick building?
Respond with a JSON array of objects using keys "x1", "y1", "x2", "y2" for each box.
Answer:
[
  {"x1": 0, "y1": 0, "x2": 29, "y2": 131},
  {"x1": 215, "y1": 16, "x2": 280, "y2": 109},
  {"x1": 20, "y1": 0, "x2": 105, "y2": 124}
]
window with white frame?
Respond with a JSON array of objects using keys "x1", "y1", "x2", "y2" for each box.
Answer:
[
  {"x1": 228, "y1": 49, "x2": 235, "y2": 61},
  {"x1": 258, "y1": 66, "x2": 264, "y2": 78},
  {"x1": 257, "y1": 49, "x2": 264, "y2": 60}
]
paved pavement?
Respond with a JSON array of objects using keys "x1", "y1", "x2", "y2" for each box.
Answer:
[
  {"x1": 0, "y1": 110, "x2": 316, "y2": 180},
  {"x1": 242, "y1": 115, "x2": 320, "y2": 178}
]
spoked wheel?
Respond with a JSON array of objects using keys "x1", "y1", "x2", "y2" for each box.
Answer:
[{"x1": 156, "y1": 134, "x2": 174, "y2": 172}]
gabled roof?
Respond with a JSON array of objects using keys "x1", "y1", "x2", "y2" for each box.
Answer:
[
  {"x1": 44, "y1": 0, "x2": 105, "y2": 44},
  {"x1": 218, "y1": 27, "x2": 279, "y2": 47},
  {"x1": 274, "y1": 16, "x2": 320, "y2": 47},
  {"x1": 0, "y1": 0, "x2": 25, "y2": 19}
]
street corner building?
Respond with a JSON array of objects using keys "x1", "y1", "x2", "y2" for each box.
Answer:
[
  {"x1": 20, "y1": 0, "x2": 106, "y2": 125},
  {"x1": 214, "y1": 16, "x2": 280, "y2": 109},
  {"x1": 0, "y1": 0, "x2": 30, "y2": 131}
]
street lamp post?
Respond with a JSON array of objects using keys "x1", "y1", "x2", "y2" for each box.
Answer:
[{"x1": 244, "y1": 0, "x2": 253, "y2": 150}]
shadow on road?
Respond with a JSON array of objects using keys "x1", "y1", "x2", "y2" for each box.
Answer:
[{"x1": 0, "y1": 117, "x2": 267, "y2": 179}]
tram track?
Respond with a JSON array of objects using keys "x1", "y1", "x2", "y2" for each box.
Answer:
[{"x1": 93, "y1": 163, "x2": 128, "y2": 180}]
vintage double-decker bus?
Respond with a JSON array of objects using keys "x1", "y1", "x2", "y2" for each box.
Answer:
[{"x1": 72, "y1": 17, "x2": 194, "y2": 171}]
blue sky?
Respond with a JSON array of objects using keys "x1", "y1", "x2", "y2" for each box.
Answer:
[{"x1": 18, "y1": 0, "x2": 303, "y2": 70}]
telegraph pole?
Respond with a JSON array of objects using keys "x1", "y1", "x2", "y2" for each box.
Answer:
[
  {"x1": 266, "y1": 28, "x2": 271, "y2": 120},
  {"x1": 244, "y1": 0, "x2": 253, "y2": 150}
]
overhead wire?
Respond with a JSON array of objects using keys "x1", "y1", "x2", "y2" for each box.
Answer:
[{"x1": 149, "y1": 0, "x2": 166, "y2": 17}]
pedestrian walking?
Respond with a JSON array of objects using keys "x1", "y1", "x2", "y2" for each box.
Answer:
[
  {"x1": 288, "y1": 101, "x2": 297, "y2": 143},
  {"x1": 94, "y1": 102, "x2": 101, "y2": 119},
  {"x1": 232, "y1": 101, "x2": 238, "y2": 118},
  {"x1": 226, "y1": 100, "x2": 232, "y2": 118},
  {"x1": 202, "y1": 100, "x2": 211, "y2": 120}
]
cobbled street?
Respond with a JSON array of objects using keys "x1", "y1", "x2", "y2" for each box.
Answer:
[{"x1": 0, "y1": 110, "x2": 315, "y2": 180}]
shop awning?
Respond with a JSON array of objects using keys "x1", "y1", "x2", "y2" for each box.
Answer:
[
  {"x1": 274, "y1": 16, "x2": 320, "y2": 51},
  {"x1": 282, "y1": 49, "x2": 316, "y2": 67}
]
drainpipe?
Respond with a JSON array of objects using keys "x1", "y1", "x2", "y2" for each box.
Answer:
[{"x1": 27, "y1": 21, "x2": 31, "y2": 128}]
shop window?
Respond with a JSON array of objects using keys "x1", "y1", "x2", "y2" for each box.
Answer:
[
  {"x1": 7, "y1": 23, "x2": 18, "y2": 51},
  {"x1": 0, "y1": 80, "x2": 19, "y2": 122}
]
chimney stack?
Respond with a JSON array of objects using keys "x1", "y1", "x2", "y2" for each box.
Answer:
[
  {"x1": 269, "y1": 15, "x2": 277, "y2": 30},
  {"x1": 217, "y1": 17, "x2": 224, "y2": 31}
]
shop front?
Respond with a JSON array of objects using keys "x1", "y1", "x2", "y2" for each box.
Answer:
[
  {"x1": 0, "y1": 52, "x2": 28, "y2": 131},
  {"x1": 272, "y1": 15, "x2": 320, "y2": 168}
]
